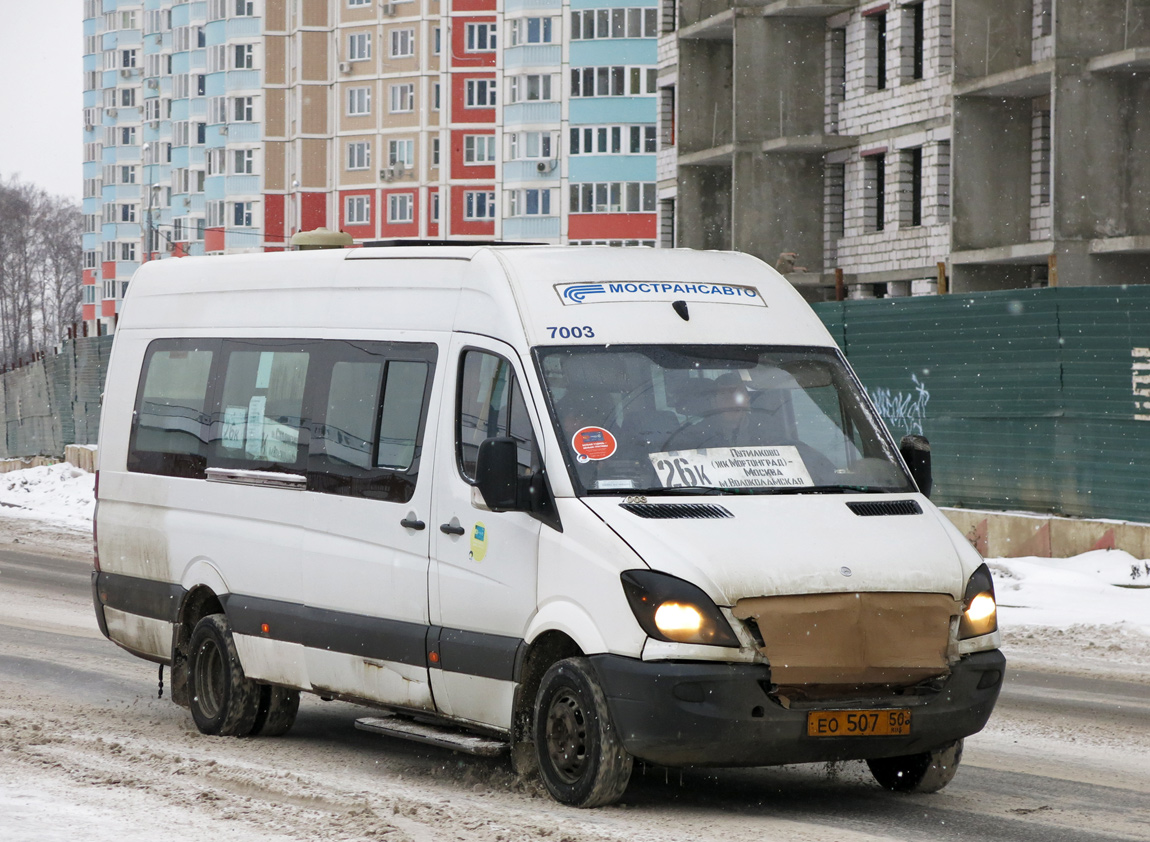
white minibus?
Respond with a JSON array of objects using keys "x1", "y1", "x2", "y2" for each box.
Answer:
[{"x1": 93, "y1": 245, "x2": 1003, "y2": 807}]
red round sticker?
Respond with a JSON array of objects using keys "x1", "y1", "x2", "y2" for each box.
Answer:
[{"x1": 572, "y1": 426, "x2": 617, "y2": 462}]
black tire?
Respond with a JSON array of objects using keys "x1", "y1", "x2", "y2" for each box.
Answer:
[
  {"x1": 187, "y1": 614, "x2": 260, "y2": 737},
  {"x1": 867, "y1": 739, "x2": 963, "y2": 793},
  {"x1": 534, "y1": 657, "x2": 633, "y2": 808},
  {"x1": 250, "y1": 684, "x2": 300, "y2": 737}
]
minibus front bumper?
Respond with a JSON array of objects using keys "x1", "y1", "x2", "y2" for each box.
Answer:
[{"x1": 589, "y1": 649, "x2": 1005, "y2": 768}]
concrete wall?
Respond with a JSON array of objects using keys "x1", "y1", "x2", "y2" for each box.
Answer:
[
  {"x1": 942, "y1": 508, "x2": 1150, "y2": 560},
  {"x1": 952, "y1": 0, "x2": 1030, "y2": 82}
]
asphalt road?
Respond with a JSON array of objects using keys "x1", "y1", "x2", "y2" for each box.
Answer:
[{"x1": 2, "y1": 546, "x2": 1148, "y2": 842}]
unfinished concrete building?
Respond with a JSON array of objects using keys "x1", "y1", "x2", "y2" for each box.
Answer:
[{"x1": 658, "y1": 0, "x2": 1150, "y2": 298}]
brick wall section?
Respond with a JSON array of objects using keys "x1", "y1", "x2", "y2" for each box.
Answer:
[
  {"x1": 830, "y1": 0, "x2": 953, "y2": 286},
  {"x1": 0, "y1": 337, "x2": 114, "y2": 458}
]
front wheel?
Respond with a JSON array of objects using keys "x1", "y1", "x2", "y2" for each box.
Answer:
[
  {"x1": 187, "y1": 614, "x2": 260, "y2": 736},
  {"x1": 534, "y1": 657, "x2": 633, "y2": 808},
  {"x1": 867, "y1": 739, "x2": 963, "y2": 793}
]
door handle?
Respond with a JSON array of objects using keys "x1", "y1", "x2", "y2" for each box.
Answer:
[
  {"x1": 439, "y1": 522, "x2": 465, "y2": 536},
  {"x1": 400, "y1": 516, "x2": 426, "y2": 530}
]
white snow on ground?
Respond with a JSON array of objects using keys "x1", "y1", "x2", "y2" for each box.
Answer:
[{"x1": 0, "y1": 463, "x2": 94, "y2": 527}]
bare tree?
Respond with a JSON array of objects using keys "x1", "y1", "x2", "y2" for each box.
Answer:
[{"x1": 0, "y1": 174, "x2": 82, "y2": 367}]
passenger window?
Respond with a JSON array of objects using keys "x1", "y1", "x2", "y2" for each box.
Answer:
[
  {"x1": 214, "y1": 347, "x2": 310, "y2": 469},
  {"x1": 310, "y1": 343, "x2": 436, "y2": 502},
  {"x1": 458, "y1": 350, "x2": 537, "y2": 482},
  {"x1": 128, "y1": 341, "x2": 217, "y2": 477}
]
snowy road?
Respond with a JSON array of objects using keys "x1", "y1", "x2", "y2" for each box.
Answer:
[{"x1": 2, "y1": 530, "x2": 1149, "y2": 842}]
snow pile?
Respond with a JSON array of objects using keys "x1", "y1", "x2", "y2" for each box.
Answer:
[
  {"x1": 989, "y1": 549, "x2": 1150, "y2": 636},
  {"x1": 0, "y1": 463, "x2": 95, "y2": 527}
]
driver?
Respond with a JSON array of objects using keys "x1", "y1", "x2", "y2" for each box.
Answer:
[{"x1": 671, "y1": 372, "x2": 769, "y2": 449}]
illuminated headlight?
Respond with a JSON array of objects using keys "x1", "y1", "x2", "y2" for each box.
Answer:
[
  {"x1": 958, "y1": 563, "x2": 998, "y2": 639},
  {"x1": 621, "y1": 570, "x2": 739, "y2": 647}
]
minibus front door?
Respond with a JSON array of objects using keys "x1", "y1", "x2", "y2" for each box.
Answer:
[{"x1": 429, "y1": 336, "x2": 543, "y2": 729}]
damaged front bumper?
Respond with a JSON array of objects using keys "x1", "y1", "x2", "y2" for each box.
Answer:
[{"x1": 590, "y1": 649, "x2": 1005, "y2": 768}]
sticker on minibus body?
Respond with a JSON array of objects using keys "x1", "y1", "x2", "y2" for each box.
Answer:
[{"x1": 556, "y1": 282, "x2": 766, "y2": 306}]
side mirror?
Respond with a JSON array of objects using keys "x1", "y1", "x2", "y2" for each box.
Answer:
[
  {"x1": 899, "y1": 434, "x2": 932, "y2": 498},
  {"x1": 475, "y1": 437, "x2": 521, "y2": 510}
]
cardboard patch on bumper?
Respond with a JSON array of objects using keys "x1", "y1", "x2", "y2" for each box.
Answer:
[{"x1": 733, "y1": 592, "x2": 960, "y2": 686}]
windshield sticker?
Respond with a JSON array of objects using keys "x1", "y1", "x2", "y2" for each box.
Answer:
[
  {"x1": 221, "y1": 406, "x2": 246, "y2": 450},
  {"x1": 556, "y1": 282, "x2": 766, "y2": 307},
  {"x1": 596, "y1": 479, "x2": 637, "y2": 490},
  {"x1": 572, "y1": 426, "x2": 618, "y2": 463},
  {"x1": 648, "y1": 446, "x2": 813, "y2": 489}
]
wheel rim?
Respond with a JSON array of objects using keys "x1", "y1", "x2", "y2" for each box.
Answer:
[
  {"x1": 194, "y1": 638, "x2": 226, "y2": 719},
  {"x1": 545, "y1": 689, "x2": 589, "y2": 784}
]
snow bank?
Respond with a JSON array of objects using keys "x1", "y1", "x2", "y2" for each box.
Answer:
[{"x1": 0, "y1": 463, "x2": 95, "y2": 528}]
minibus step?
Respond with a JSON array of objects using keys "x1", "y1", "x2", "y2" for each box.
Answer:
[{"x1": 355, "y1": 715, "x2": 509, "y2": 757}]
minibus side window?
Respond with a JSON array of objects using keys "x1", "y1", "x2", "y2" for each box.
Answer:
[
  {"x1": 128, "y1": 341, "x2": 217, "y2": 478},
  {"x1": 308, "y1": 342, "x2": 436, "y2": 503},
  {"x1": 457, "y1": 351, "x2": 537, "y2": 482},
  {"x1": 212, "y1": 345, "x2": 310, "y2": 470}
]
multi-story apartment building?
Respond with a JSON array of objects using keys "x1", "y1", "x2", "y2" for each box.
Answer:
[
  {"x1": 659, "y1": 0, "x2": 1150, "y2": 300},
  {"x1": 82, "y1": 0, "x2": 660, "y2": 334}
]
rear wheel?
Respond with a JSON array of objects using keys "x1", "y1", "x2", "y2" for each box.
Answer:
[
  {"x1": 250, "y1": 684, "x2": 300, "y2": 737},
  {"x1": 867, "y1": 739, "x2": 963, "y2": 793},
  {"x1": 534, "y1": 657, "x2": 632, "y2": 808},
  {"x1": 187, "y1": 614, "x2": 260, "y2": 736}
]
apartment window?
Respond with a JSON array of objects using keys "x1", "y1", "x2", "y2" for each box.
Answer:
[
  {"x1": 347, "y1": 141, "x2": 371, "y2": 170},
  {"x1": 570, "y1": 66, "x2": 657, "y2": 97},
  {"x1": 432, "y1": 137, "x2": 440, "y2": 166},
  {"x1": 388, "y1": 139, "x2": 414, "y2": 166},
  {"x1": 867, "y1": 10, "x2": 887, "y2": 91},
  {"x1": 197, "y1": 74, "x2": 206, "y2": 96},
  {"x1": 904, "y1": 146, "x2": 923, "y2": 227},
  {"x1": 508, "y1": 131, "x2": 555, "y2": 160},
  {"x1": 391, "y1": 28, "x2": 414, "y2": 58},
  {"x1": 144, "y1": 98, "x2": 162, "y2": 122},
  {"x1": 571, "y1": 8, "x2": 657, "y2": 39},
  {"x1": 466, "y1": 22, "x2": 497, "y2": 51},
  {"x1": 120, "y1": 242, "x2": 137, "y2": 262},
  {"x1": 465, "y1": 78, "x2": 496, "y2": 107},
  {"x1": 121, "y1": 126, "x2": 138, "y2": 146},
  {"x1": 569, "y1": 181, "x2": 656, "y2": 213},
  {"x1": 233, "y1": 96, "x2": 254, "y2": 121},
  {"x1": 510, "y1": 17, "x2": 555, "y2": 46},
  {"x1": 348, "y1": 86, "x2": 372, "y2": 115},
  {"x1": 509, "y1": 189, "x2": 553, "y2": 217},
  {"x1": 233, "y1": 201, "x2": 254, "y2": 227},
  {"x1": 349, "y1": 32, "x2": 372, "y2": 61},
  {"x1": 234, "y1": 149, "x2": 255, "y2": 175},
  {"x1": 348, "y1": 0, "x2": 371, "y2": 5},
  {"x1": 911, "y1": 2, "x2": 925, "y2": 81},
  {"x1": 122, "y1": 49, "x2": 138, "y2": 69},
  {"x1": 388, "y1": 193, "x2": 414, "y2": 223},
  {"x1": 464, "y1": 191, "x2": 496, "y2": 220},
  {"x1": 864, "y1": 152, "x2": 886, "y2": 232},
  {"x1": 234, "y1": 44, "x2": 255, "y2": 70},
  {"x1": 569, "y1": 125, "x2": 656, "y2": 155},
  {"x1": 464, "y1": 135, "x2": 496, "y2": 164},
  {"x1": 120, "y1": 165, "x2": 137, "y2": 184},
  {"x1": 207, "y1": 148, "x2": 225, "y2": 175},
  {"x1": 120, "y1": 88, "x2": 136, "y2": 107},
  {"x1": 120, "y1": 203, "x2": 137, "y2": 223},
  {"x1": 433, "y1": 82, "x2": 440, "y2": 110},
  {"x1": 235, "y1": 0, "x2": 255, "y2": 14},
  {"x1": 210, "y1": 96, "x2": 228, "y2": 123},
  {"x1": 431, "y1": 191, "x2": 440, "y2": 222},
  {"x1": 390, "y1": 83, "x2": 414, "y2": 112},
  {"x1": 434, "y1": 27, "x2": 441, "y2": 54},
  {"x1": 509, "y1": 74, "x2": 553, "y2": 103},
  {"x1": 207, "y1": 200, "x2": 226, "y2": 228},
  {"x1": 346, "y1": 195, "x2": 371, "y2": 225}
]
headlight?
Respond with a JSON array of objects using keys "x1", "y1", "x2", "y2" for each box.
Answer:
[
  {"x1": 621, "y1": 570, "x2": 740, "y2": 647},
  {"x1": 958, "y1": 563, "x2": 998, "y2": 639}
]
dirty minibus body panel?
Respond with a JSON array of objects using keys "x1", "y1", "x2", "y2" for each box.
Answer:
[{"x1": 93, "y1": 245, "x2": 1004, "y2": 808}]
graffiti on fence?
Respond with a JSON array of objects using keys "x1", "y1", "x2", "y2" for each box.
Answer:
[
  {"x1": 868, "y1": 373, "x2": 931, "y2": 436},
  {"x1": 1134, "y1": 348, "x2": 1150, "y2": 422}
]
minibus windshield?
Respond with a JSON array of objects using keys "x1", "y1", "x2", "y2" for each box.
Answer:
[{"x1": 534, "y1": 345, "x2": 915, "y2": 496}]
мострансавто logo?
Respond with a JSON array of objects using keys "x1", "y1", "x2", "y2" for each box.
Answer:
[{"x1": 556, "y1": 281, "x2": 765, "y2": 307}]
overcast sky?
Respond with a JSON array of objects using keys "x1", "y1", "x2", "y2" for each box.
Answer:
[{"x1": 0, "y1": 1, "x2": 84, "y2": 202}]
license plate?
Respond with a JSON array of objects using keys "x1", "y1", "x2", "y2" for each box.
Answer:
[{"x1": 806, "y1": 709, "x2": 912, "y2": 737}]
